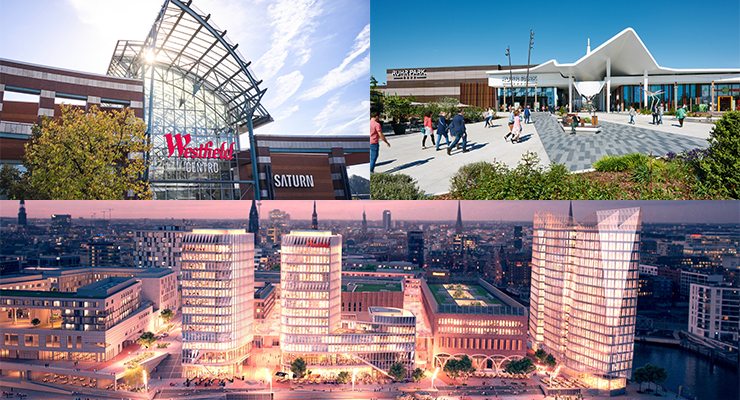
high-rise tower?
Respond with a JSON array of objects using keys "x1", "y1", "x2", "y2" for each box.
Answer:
[
  {"x1": 18, "y1": 200, "x2": 27, "y2": 226},
  {"x1": 529, "y1": 206, "x2": 642, "y2": 395},
  {"x1": 455, "y1": 200, "x2": 463, "y2": 234},
  {"x1": 361, "y1": 208, "x2": 367, "y2": 234},
  {"x1": 311, "y1": 201, "x2": 318, "y2": 230},
  {"x1": 383, "y1": 210, "x2": 391, "y2": 232},
  {"x1": 181, "y1": 229, "x2": 254, "y2": 377},
  {"x1": 248, "y1": 199, "x2": 260, "y2": 242}
]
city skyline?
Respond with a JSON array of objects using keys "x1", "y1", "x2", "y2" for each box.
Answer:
[{"x1": 1, "y1": 200, "x2": 738, "y2": 224}]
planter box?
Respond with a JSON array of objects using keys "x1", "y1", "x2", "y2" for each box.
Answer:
[{"x1": 392, "y1": 124, "x2": 407, "y2": 135}]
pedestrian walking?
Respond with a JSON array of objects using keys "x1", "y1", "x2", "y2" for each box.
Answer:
[
  {"x1": 421, "y1": 111, "x2": 435, "y2": 149},
  {"x1": 677, "y1": 104, "x2": 687, "y2": 127},
  {"x1": 659, "y1": 103, "x2": 664, "y2": 125},
  {"x1": 370, "y1": 111, "x2": 390, "y2": 173},
  {"x1": 504, "y1": 108, "x2": 515, "y2": 141},
  {"x1": 447, "y1": 108, "x2": 468, "y2": 155},
  {"x1": 511, "y1": 109, "x2": 522, "y2": 143},
  {"x1": 435, "y1": 111, "x2": 451, "y2": 151},
  {"x1": 570, "y1": 111, "x2": 580, "y2": 134},
  {"x1": 651, "y1": 104, "x2": 658, "y2": 124},
  {"x1": 628, "y1": 106, "x2": 636, "y2": 124},
  {"x1": 524, "y1": 105, "x2": 531, "y2": 124}
]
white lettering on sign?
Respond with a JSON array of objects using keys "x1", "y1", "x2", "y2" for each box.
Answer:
[
  {"x1": 391, "y1": 69, "x2": 427, "y2": 80},
  {"x1": 273, "y1": 174, "x2": 315, "y2": 188},
  {"x1": 502, "y1": 75, "x2": 538, "y2": 86},
  {"x1": 184, "y1": 161, "x2": 220, "y2": 174}
]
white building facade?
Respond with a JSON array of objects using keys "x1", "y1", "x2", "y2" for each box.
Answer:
[
  {"x1": 529, "y1": 207, "x2": 642, "y2": 395},
  {"x1": 181, "y1": 229, "x2": 254, "y2": 377},
  {"x1": 689, "y1": 283, "x2": 739, "y2": 344}
]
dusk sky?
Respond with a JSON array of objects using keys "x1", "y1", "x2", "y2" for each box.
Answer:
[{"x1": 1, "y1": 201, "x2": 738, "y2": 224}]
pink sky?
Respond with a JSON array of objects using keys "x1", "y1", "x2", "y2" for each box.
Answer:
[{"x1": 1, "y1": 200, "x2": 737, "y2": 223}]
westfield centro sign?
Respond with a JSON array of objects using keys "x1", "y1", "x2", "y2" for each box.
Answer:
[{"x1": 163, "y1": 133, "x2": 235, "y2": 174}]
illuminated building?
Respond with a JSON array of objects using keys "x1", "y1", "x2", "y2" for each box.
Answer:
[
  {"x1": 529, "y1": 207, "x2": 641, "y2": 395},
  {"x1": 421, "y1": 279, "x2": 527, "y2": 371},
  {"x1": 50, "y1": 214, "x2": 72, "y2": 234},
  {"x1": 689, "y1": 283, "x2": 739, "y2": 344},
  {"x1": 80, "y1": 241, "x2": 121, "y2": 267},
  {"x1": 134, "y1": 226, "x2": 186, "y2": 272},
  {"x1": 408, "y1": 231, "x2": 424, "y2": 269},
  {"x1": 181, "y1": 229, "x2": 254, "y2": 377},
  {"x1": 383, "y1": 210, "x2": 392, "y2": 232},
  {"x1": 280, "y1": 231, "x2": 416, "y2": 377}
]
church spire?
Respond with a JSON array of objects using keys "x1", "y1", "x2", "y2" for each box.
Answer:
[
  {"x1": 361, "y1": 208, "x2": 367, "y2": 234},
  {"x1": 311, "y1": 201, "x2": 318, "y2": 230},
  {"x1": 455, "y1": 200, "x2": 463, "y2": 235},
  {"x1": 248, "y1": 198, "x2": 259, "y2": 242}
]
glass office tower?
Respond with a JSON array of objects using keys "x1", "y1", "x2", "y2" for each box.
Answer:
[
  {"x1": 529, "y1": 207, "x2": 641, "y2": 395},
  {"x1": 181, "y1": 229, "x2": 254, "y2": 377}
]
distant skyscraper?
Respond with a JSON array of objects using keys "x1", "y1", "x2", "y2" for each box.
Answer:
[
  {"x1": 17, "y1": 200, "x2": 26, "y2": 226},
  {"x1": 529, "y1": 206, "x2": 642, "y2": 395},
  {"x1": 267, "y1": 209, "x2": 290, "y2": 243},
  {"x1": 408, "y1": 230, "x2": 424, "y2": 268},
  {"x1": 361, "y1": 209, "x2": 367, "y2": 234},
  {"x1": 455, "y1": 201, "x2": 463, "y2": 234},
  {"x1": 383, "y1": 210, "x2": 392, "y2": 232},
  {"x1": 311, "y1": 201, "x2": 318, "y2": 230},
  {"x1": 80, "y1": 240, "x2": 121, "y2": 267},
  {"x1": 181, "y1": 229, "x2": 254, "y2": 377},
  {"x1": 513, "y1": 226, "x2": 523, "y2": 250},
  {"x1": 51, "y1": 214, "x2": 72, "y2": 234},
  {"x1": 248, "y1": 199, "x2": 260, "y2": 242}
]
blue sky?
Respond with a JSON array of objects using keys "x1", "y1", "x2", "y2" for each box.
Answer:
[
  {"x1": 0, "y1": 0, "x2": 370, "y2": 174},
  {"x1": 371, "y1": 0, "x2": 740, "y2": 84}
]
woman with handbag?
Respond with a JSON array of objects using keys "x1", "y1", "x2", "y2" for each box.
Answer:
[{"x1": 422, "y1": 111, "x2": 435, "y2": 149}]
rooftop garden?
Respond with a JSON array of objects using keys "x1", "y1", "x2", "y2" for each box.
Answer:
[
  {"x1": 342, "y1": 282, "x2": 402, "y2": 292},
  {"x1": 429, "y1": 284, "x2": 502, "y2": 306}
]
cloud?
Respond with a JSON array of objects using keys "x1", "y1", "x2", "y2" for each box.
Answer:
[
  {"x1": 274, "y1": 104, "x2": 300, "y2": 120},
  {"x1": 254, "y1": 0, "x2": 323, "y2": 81},
  {"x1": 299, "y1": 24, "x2": 370, "y2": 100},
  {"x1": 313, "y1": 94, "x2": 342, "y2": 133},
  {"x1": 323, "y1": 109, "x2": 368, "y2": 136},
  {"x1": 264, "y1": 70, "x2": 304, "y2": 109}
]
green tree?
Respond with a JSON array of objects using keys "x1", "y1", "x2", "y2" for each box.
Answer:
[
  {"x1": 31, "y1": 318, "x2": 41, "y2": 326},
  {"x1": 336, "y1": 371, "x2": 351, "y2": 384},
  {"x1": 136, "y1": 332, "x2": 156, "y2": 349},
  {"x1": 2, "y1": 105, "x2": 152, "y2": 200},
  {"x1": 452, "y1": 288, "x2": 465, "y2": 299},
  {"x1": 438, "y1": 97, "x2": 461, "y2": 117},
  {"x1": 370, "y1": 172, "x2": 425, "y2": 200},
  {"x1": 388, "y1": 362, "x2": 407, "y2": 382},
  {"x1": 123, "y1": 365, "x2": 146, "y2": 390},
  {"x1": 412, "y1": 368, "x2": 425, "y2": 383},
  {"x1": 370, "y1": 75, "x2": 378, "y2": 89},
  {"x1": 504, "y1": 357, "x2": 536, "y2": 375},
  {"x1": 642, "y1": 364, "x2": 667, "y2": 392},
  {"x1": 544, "y1": 354, "x2": 557, "y2": 368},
  {"x1": 270, "y1": 264, "x2": 281, "y2": 271},
  {"x1": 632, "y1": 365, "x2": 649, "y2": 392},
  {"x1": 443, "y1": 358, "x2": 460, "y2": 380},
  {"x1": 534, "y1": 348, "x2": 547, "y2": 363},
  {"x1": 290, "y1": 357, "x2": 307, "y2": 378},
  {"x1": 0, "y1": 164, "x2": 49, "y2": 200},
  {"x1": 384, "y1": 95, "x2": 414, "y2": 123},
  {"x1": 160, "y1": 309, "x2": 174, "y2": 323},
  {"x1": 697, "y1": 111, "x2": 740, "y2": 198}
]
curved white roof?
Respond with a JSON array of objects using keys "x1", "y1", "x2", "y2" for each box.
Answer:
[{"x1": 489, "y1": 28, "x2": 740, "y2": 81}]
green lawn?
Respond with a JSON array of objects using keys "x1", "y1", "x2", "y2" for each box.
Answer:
[
  {"x1": 428, "y1": 284, "x2": 502, "y2": 305},
  {"x1": 343, "y1": 282, "x2": 402, "y2": 292}
]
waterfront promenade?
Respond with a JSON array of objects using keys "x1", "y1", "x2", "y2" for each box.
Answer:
[{"x1": 375, "y1": 112, "x2": 714, "y2": 196}]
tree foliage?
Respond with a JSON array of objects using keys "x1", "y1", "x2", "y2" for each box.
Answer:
[
  {"x1": 160, "y1": 309, "x2": 174, "y2": 323},
  {"x1": 412, "y1": 368, "x2": 425, "y2": 383},
  {"x1": 696, "y1": 110, "x2": 740, "y2": 198},
  {"x1": 633, "y1": 364, "x2": 668, "y2": 392},
  {"x1": 370, "y1": 172, "x2": 425, "y2": 200},
  {"x1": 123, "y1": 365, "x2": 147, "y2": 389},
  {"x1": 336, "y1": 371, "x2": 351, "y2": 384},
  {"x1": 504, "y1": 357, "x2": 536, "y2": 375},
  {"x1": 388, "y1": 362, "x2": 407, "y2": 382},
  {"x1": 1, "y1": 104, "x2": 152, "y2": 199},
  {"x1": 31, "y1": 318, "x2": 41, "y2": 326},
  {"x1": 443, "y1": 355, "x2": 475, "y2": 381},
  {"x1": 384, "y1": 96, "x2": 414, "y2": 123},
  {"x1": 544, "y1": 354, "x2": 557, "y2": 368},
  {"x1": 136, "y1": 331, "x2": 156, "y2": 349},
  {"x1": 534, "y1": 348, "x2": 547, "y2": 363},
  {"x1": 290, "y1": 357, "x2": 307, "y2": 378}
]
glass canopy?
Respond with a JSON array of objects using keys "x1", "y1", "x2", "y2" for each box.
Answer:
[{"x1": 107, "y1": 0, "x2": 271, "y2": 200}]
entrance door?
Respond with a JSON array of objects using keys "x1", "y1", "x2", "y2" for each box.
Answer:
[{"x1": 718, "y1": 96, "x2": 734, "y2": 111}]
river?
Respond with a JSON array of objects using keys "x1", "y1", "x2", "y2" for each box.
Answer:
[{"x1": 632, "y1": 342, "x2": 738, "y2": 400}]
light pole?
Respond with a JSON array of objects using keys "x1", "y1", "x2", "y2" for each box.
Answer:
[
  {"x1": 524, "y1": 30, "x2": 534, "y2": 111},
  {"x1": 505, "y1": 46, "x2": 514, "y2": 110}
]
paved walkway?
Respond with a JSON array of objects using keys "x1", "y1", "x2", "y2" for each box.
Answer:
[
  {"x1": 535, "y1": 112, "x2": 711, "y2": 171},
  {"x1": 375, "y1": 119, "x2": 549, "y2": 195},
  {"x1": 376, "y1": 112, "x2": 714, "y2": 195}
]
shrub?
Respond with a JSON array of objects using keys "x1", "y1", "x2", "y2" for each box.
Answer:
[
  {"x1": 583, "y1": 117, "x2": 591, "y2": 124},
  {"x1": 695, "y1": 111, "x2": 740, "y2": 198},
  {"x1": 623, "y1": 153, "x2": 651, "y2": 170},
  {"x1": 559, "y1": 106, "x2": 566, "y2": 114},
  {"x1": 464, "y1": 106, "x2": 484, "y2": 122},
  {"x1": 593, "y1": 155, "x2": 630, "y2": 172},
  {"x1": 370, "y1": 172, "x2": 426, "y2": 200},
  {"x1": 384, "y1": 95, "x2": 414, "y2": 123},
  {"x1": 449, "y1": 152, "x2": 621, "y2": 199}
]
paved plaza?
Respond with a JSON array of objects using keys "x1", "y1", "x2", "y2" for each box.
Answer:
[{"x1": 375, "y1": 112, "x2": 714, "y2": 195}]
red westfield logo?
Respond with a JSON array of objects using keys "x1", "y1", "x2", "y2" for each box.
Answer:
[
  {"x1": 164, "y1": 133, "x2": 235, "y2": 159},
  {"x1": 307, "y1": 239, "x2": 330, "y2": 248}
]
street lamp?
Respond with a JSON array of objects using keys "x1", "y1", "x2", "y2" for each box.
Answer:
[
  {"x1": 505, "y1": 46, "x2": 514, "y2": 110},
  {"x1": 524, "y1": 30, "x2": 534, "y2": 111}
]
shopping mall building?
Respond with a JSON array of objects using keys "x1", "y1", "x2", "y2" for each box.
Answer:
[
  {"x1": 0, "y1": 0, "x2": 367, "y2": 200},
  {"x1": 379, "y1": 28, "x2": 740, "y2": 112}
]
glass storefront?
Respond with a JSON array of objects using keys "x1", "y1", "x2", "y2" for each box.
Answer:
[
  {"x1": 612, "y1": 83, "x2": 740, "y2": 112},
  {"x1": 498, "y1": 87, "x2": 563, "y2": 110}
]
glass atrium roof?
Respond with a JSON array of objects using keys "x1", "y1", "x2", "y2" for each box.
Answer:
[{"x1": 107, "y1": 0, "x2": 272, "y2": 130}]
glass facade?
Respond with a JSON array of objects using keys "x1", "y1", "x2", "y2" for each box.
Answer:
[
  {"x1": 498, "y1": 87, "x2": 561, "y2": 110},
  {"x1": 612, "y1": 83, "x2": 740, "y2": 112},
  {"x1": 280, "y1": 231, "x2": 416, "y2": 377},
  {"x1": 181, "y1": 229, "x2": 254, "y2": 377},
  {"x1": 530, "y1": 207, "x2": 641, "y2": 393},
  {"x1": 108, "y1": 0, "x2": 271, "y2": 200}
]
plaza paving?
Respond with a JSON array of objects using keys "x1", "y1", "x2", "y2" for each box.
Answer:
[{"x1": 375, "y1": 112, "x2": 714, "y2": 195}]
